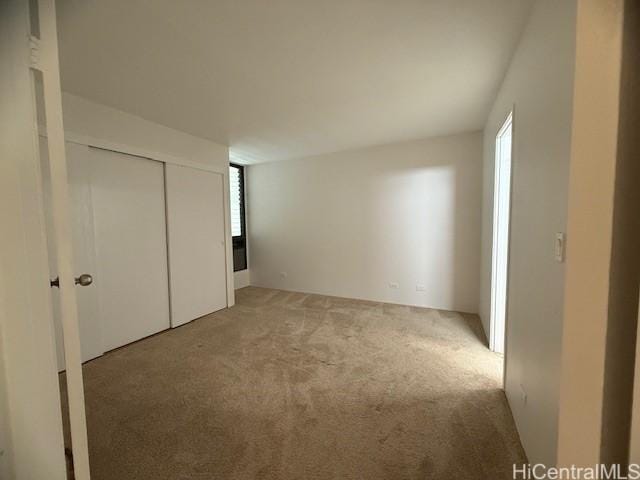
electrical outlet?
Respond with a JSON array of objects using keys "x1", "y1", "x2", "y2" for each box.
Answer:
[
  {"x1": 279, "y1": 272, "x2": 288, "y2": 279},
  {"x1": 416, "y1": 284, "x2": 426, "y2": 292},
  {"x1": 389, "y1": 282, "x2": 399, "y2": 289}
]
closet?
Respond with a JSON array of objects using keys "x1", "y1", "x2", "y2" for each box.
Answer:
[
  {"x1": 90, "y1": 148, "x2": 171, "y2": 352},
  {"x1": 40, "y1": 138, "x2": 229, "y2": 371},
  {"x1": 165, "y1": 164, "x2": 228, "y2": 327}
]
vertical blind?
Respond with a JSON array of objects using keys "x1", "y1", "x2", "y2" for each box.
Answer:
[{"x1": 229, "y1": 165, "x2": 243, "y2": 237}]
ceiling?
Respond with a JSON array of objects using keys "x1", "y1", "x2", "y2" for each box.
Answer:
[{"x1": 56, "y1": 0, "x2": 534, "y2": 163}]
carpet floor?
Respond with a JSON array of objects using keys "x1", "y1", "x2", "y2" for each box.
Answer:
[{"x1": 62, "y1": 286, "x2": 526, "y2": 479}]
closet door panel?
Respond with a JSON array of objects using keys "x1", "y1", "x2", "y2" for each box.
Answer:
[
  {"x1": 66, "y1": 142, "x2": 103, "y2": 363},
  {"x1": 90, "y1": 149, "x2": 170, "y2": 351},
  {"x1": 165, "y1": 165, "x2": 227, "y2": 327},
  {"x1": 39, "y1": 138, "x2": 103, "y2": 369}
]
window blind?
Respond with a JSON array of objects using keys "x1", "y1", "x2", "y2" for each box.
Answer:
[{"x1": 229, "y1": 165, "x2": 243, "y2": 237}]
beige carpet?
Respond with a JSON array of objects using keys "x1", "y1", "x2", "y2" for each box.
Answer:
[{"x1": 62, "y1": 286, "x2": 526, "y2": 479}]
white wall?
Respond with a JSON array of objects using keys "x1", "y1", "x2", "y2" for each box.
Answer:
[
  {"x1": 559, "y1": 0, "x2": 638, "y2": 466},
  {"x1": 61, "y1": 93, "x2": 229, "y2": 171},
  {"x1": 479, "y1": 0, "x2": 576, "y2": 466},
  {"x1": 234, "y1": 270, "x2": 251, "y2": 289},
  {"x1": 248, "y1": 132, "x2": 483, "y2": 313}
]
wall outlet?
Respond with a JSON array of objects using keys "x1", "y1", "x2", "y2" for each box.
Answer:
[
  {"x1": 416, "y1": 284, "x2": 426, "y2": 292},
  {"x1": 389, "y1": 282, "x2": 399, "y2": 289},
  {"x1": 279, "y1": 272, "x2": 288, "y2": 279}
]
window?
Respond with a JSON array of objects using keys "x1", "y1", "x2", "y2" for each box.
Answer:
[{"x1": 229, "y1": 163, "x2": 247, "y2": 271}]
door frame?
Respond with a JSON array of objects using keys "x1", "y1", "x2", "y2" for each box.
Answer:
[
  {"x1": 0, "y1": 1, "x2": 70, "y2": 477},
  {"x1": 490, "y1": 109, "x2": 515, "y2": 358},
  {"x1": 35, "y1": 0, "x2": 91, "y2": 477}
]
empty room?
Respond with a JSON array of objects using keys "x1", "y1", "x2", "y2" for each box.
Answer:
[{"x1": 1, "y1": 1, "x2": 639, "y2": 480}]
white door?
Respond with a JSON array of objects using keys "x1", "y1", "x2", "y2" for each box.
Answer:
[
  {"x1": 165, "y1": 165, "x2": 228, "y2": 327},
  {"x1": 90, "y1": 148, "x2": 171, "y2": 350},
  {"x1": 40, "y1": 138, "x2": 103, "y2": 370},
  {"x1": 490, "y1": 112, "x2": 513, "y2": 355},
  {"x1": 33, "y1": 0, "x2": 91, "y2": 475}
]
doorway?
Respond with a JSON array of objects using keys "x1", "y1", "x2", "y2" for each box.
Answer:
[{"x1": 490, "y1": 112, "x2": 513, "y2": 355}]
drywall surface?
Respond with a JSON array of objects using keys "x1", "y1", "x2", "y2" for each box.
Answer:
[
  {"x1": 61, "y1": 93, "x2": 229, "y2": 171},
  {"x1": 558, "y1": 0, "x2": 635, "y2": 467},
  {"x1": 248, "y1": 132, "x2": 482, "y2": 313},
  {"x1": 479, "y1": 0, "x2": 576, "y2": 466},
  {"x1": 600, "y1": 0, "x2": 640, "y2": 464},
  {"x1": 234, "y1": 270, "x2": 251, "y2": 289}
]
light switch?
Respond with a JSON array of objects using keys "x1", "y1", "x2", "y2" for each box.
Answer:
[
  {"x1": 555, "y1": 232, "x2": 566, "y2": 263},
  {"x1": 520, "y1": 384, "x2": 527, "y2": 405}
]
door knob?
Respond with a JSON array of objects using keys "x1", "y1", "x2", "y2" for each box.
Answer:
[
  {"x1": 75, "y1": 274, "x2": 93, "y2": 286},
  {"x1": 50, "y1": 274, "x2": 93, "y2": 288}
]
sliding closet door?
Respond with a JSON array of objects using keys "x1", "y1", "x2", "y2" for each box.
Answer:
[
  {"x1": 165, "y1": 164, "x2": 227, "y2": 327},
  {"x1": 90, "y1": 149, "x2": 171, "y2": 351}
]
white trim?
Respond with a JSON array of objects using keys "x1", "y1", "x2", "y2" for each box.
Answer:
[
  {"x1": 489, "y1": 110, "x2": 514, "y2": 356},
  {"x1": 38, "y1": 0, "x2": 91, "y2": 477}
]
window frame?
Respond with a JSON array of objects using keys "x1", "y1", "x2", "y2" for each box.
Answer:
[{"x1": 229, "y1": 163, "x2": 247, "y2": 272}]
